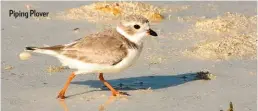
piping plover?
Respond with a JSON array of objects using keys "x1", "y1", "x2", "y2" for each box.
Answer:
[{"x1": 25, "y1": 15, "x2": 158, "y2": 99}]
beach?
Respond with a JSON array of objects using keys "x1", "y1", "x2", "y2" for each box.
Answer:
[{"x1": 1, "y1": 1, "x2": 257, "y2": 111}]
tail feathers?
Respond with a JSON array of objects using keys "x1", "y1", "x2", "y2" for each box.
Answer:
[
  {"x1": 24, "y1": 46, "x2": 59, "y2": 56},
  {"x1": 25, "y1": 46, "x2": 38, "y2": 51}
]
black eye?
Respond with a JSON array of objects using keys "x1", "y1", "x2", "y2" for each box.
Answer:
[{"x1": 134, "y1": 24, "x2": 140, "y2": 29}]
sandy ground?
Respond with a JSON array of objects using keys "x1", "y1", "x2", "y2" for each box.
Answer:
[{"x1": 1, "y1": 1, "x2": 257, "y2": 111}]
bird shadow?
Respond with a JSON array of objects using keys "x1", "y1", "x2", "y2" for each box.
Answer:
[
  {"x1": 71, "y1": 72, "x2": 201, "y2": 92},
  {"x1": 59, "y1": 72, "x2": 205, "y2": 111}
]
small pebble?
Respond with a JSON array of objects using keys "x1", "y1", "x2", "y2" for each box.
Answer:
[
  {"x1": 19, "y1": 52, "x2": 31, "y2": 60},
  {"x1": 4, "y1": 65, "x2": 13, "y2": 70},
  {"x1": 73, "y1": 28, "x2": 80, "y2": 33}
]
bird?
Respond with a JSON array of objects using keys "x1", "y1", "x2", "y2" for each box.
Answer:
[{"x1": 25, "y1": 15, "x2": 158, "y2": 99}]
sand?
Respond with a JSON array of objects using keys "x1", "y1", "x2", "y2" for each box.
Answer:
[
  {"x1": 1, "y1": 1, "x2": 257, "y2": 111},
  {"x1": 54, "y1": 2, "x2": 167, "y2": 23},
  {"x1": 172, "y1": 12, "x2": 257, "y2": 60}
]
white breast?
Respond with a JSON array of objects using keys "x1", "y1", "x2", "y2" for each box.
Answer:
[{"x1": 113, "y1": 45, "x2": 143, "y2": 71}]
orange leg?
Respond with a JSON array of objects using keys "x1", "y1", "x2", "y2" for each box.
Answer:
[
  {"x1": 57, "y1": 72, "x2": 76, "y2": 99},
  {"x1": 99, "y1": 73, "x2": 119, "y2": 96},
  {"x1": 99, "y1": 73, "x2": 129, "y2": 96}
]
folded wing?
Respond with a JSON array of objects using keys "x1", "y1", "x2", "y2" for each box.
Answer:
[{"x1": 61, "y1": 30, "x2": 128, "y2": 66}]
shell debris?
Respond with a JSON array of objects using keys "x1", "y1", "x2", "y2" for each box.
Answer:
[
  {"x1": 46, "y1": 65, "x2": 67, "y2": 74},
  {"x1": 4, "y1": 65, "x2": 14, "y2": 70},
  {"x1": 196, "y1": 71, "x2": 216, "y2": 80}
]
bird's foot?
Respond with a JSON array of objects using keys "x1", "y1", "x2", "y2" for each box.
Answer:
[
  {"x1": 112, "y1": 91, "x2": 130, "y2": 97},
  {"x1": 57, "y1": 90, "x2": 66, "y2": 100}
]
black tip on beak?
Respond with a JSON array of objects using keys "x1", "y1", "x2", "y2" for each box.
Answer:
[{"x1": 147, "y1": 29, "x2": 158, "y2": 36}]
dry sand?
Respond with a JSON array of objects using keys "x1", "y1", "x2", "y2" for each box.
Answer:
[
  {"x1": 172, "y1": 12, "x2": 257, "y2": 60},
  {"x1": 1, "y1": 1, "x2": 257, "y2": 111},
  {"x1": 54, "y1": 2, "x2": 167, "y2": 23}
]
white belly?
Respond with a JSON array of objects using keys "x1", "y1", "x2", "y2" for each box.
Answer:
[{"x1": 57, "y1": 46, "x2": 143, "y2": 75}]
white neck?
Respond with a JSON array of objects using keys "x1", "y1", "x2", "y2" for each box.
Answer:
[{"x1": 116, "y1": 26, "x2": 146, "y2": 45}]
